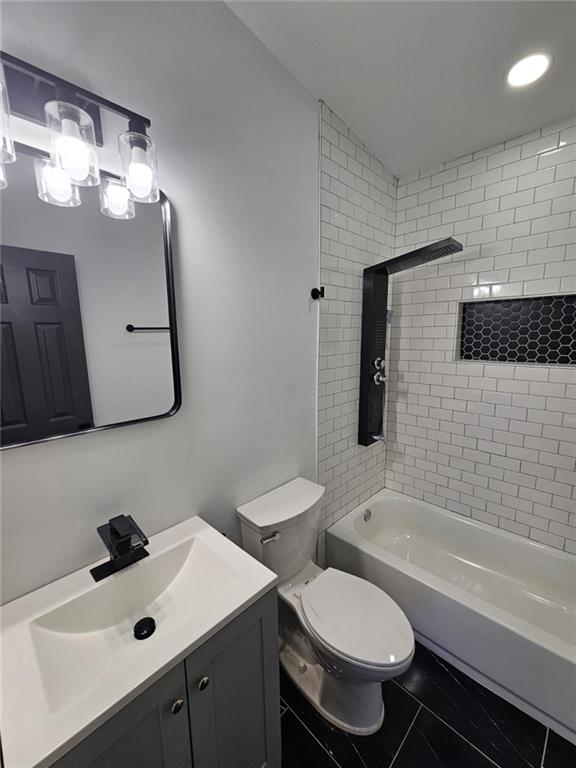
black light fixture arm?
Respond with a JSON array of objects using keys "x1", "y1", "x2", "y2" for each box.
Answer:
[{"x1": 0, "y1": 50, "x2": 150, "y2": 130}]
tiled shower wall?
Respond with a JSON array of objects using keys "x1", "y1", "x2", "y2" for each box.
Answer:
[
  {"x1": 386, "y1": 115, "x2": 576, "y2": 553},
  {"x1": 317, "y1": 103, "x2": 395, "y2": 562},
  {"x1": 318, "y1": 107, "x2": 576, "y2": 557}
]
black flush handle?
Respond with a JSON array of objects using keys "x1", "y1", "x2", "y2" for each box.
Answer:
[{"x1": 311, "y1": 287, "x2": 325, "y2": 300}]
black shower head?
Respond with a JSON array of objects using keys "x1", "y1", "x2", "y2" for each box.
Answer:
[{"x1": 368, "y1": 237, "x2": 463, "y2": 276}]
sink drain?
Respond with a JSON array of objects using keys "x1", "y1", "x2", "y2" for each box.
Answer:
[{"x1": 134, "y1": 616, "x2": 156, "y2": 640}]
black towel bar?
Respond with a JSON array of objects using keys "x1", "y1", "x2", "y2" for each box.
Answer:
[{"x1": 126, "y1": 324, "x2": 170, "y2": 333}]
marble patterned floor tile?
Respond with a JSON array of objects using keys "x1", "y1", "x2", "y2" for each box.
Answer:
[
  {"x1": 392, "y1": 708, "x2": 498, "y2": 768},
  {"x1": 281, "y1": 710, "x2": 340, "y2": 768},
  {"x1": 281, "y1": 668, "x2": 419, "y2": 768},
  {"x1": 542, "y1": 730, "x2": 576, "y2": 768},
  {"x1": 395, "y1": 643, "x2": 546, "y2": 768}
]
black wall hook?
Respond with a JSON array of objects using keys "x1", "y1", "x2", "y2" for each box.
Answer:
[{"x1": 311, "y1": 287, "x2": 325, "y2": 300}]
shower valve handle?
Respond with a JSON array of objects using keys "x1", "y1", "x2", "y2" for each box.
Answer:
[{"x1": 373, "y1": 371, "x2": 387, "y2": 385}]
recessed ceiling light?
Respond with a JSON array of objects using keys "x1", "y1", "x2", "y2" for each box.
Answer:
[{"x1": 507, "y1": 53, "x2": 552, "y2": 87}]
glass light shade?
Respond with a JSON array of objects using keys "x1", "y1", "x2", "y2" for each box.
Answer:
[
  {"x1": 34, "y1": 157, "x2": 81, "y2": 207},
  {"x1": 118, "y1": 131, "x2": 159, "y2": 203},
  {"x1": 0, "y1": 80, "x2": 16, "y2": 164},
  {"x1": 99, "y1": 178, "x2": 135, "y2": 220},
  {"x1": 45, "y1": 100, "x2": 100, "y2": 186},
  {"x1": 0, "y1": 162, "x2": 6, "y2": 190}
]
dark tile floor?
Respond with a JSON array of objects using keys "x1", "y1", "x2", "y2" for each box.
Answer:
[{"x1": 280, "y1": 642, "x2": 576, "y2": 768}]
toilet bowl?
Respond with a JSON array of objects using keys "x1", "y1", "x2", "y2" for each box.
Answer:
[{"x1": 237, "y1": 477, "x2": 414, "y2": 735}]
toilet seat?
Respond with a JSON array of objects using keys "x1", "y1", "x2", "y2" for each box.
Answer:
[{"x1": 300, "y1": 568, "x2": 414, "y2": 669}]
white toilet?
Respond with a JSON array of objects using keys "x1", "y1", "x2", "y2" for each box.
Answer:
[{"x1": 237, "y1": 477, "x2": 414, "y2": 736}]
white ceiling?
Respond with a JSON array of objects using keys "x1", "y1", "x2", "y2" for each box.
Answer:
[{"x1": 229, "y1": 1, "x2": 576, "y2": 177}]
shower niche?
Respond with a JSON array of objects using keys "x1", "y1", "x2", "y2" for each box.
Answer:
[{"x1": 459, "y1": 294, "x2": 576, "y2": 365}]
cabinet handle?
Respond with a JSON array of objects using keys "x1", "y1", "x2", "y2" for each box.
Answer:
[
  {"x1": 198, "y1": 676, "x2": 210, "y2": 691},
  {"x1": 171, "y1": 698, "x2": 185, "y2": 715}
]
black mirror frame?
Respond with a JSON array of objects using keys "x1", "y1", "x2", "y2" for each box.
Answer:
[{"x1": 1, "y1": 143, "x2": 182, "y2": 450}]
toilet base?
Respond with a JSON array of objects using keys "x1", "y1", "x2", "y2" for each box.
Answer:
[{"x1": 280, "y1": 641, "x2": 384, "y2": 736}]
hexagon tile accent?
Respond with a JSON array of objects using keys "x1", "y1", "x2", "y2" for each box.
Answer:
[{"x1": 460, "y1": 294, "x2": 576, "y2": 365}]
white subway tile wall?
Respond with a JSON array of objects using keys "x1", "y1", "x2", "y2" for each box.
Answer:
[
  {"x1": 319, "y1": 106, "x2": 576, "y2": 559},
  {"x1": 317, "y1": 103, "x2": 396, "y2": 563},
  {"x1": 388, "y1": 115, "x2": 576, "y2": 554}
]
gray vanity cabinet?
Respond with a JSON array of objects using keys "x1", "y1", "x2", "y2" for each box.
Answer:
[
  {"x1": 50, "y1": 591, "x2": 280, "y2": 768},
  {"x1": 50, "y1": 663, "x2": 191, "y2": 768},
  {"x1": 186, "y1": 590, "x2": 281, "y2": 768}
]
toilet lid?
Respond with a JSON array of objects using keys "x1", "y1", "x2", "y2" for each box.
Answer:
[{"x1": 301, "y1": 568, "x2": 413, "y2": 667}]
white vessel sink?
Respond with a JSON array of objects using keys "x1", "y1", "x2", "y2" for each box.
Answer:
[{"x1": 0, "y1": 516, "x2": 277, "y2": 768}]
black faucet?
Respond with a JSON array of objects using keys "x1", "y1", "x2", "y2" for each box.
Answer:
[{"x1": 90, "y1": 515, "x2": 149, "y2": 582}]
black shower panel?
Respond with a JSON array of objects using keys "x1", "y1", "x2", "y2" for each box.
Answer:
[
  {"x1": 358, "y1": 238, "x2": 463, "y2": 446},
  {"x1": 359, "y1": 268, "x2": 389, "y2": 446}
]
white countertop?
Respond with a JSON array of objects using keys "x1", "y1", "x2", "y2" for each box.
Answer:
[{"x1": 0, "y1": 516, "x2": 277, "y2": 768}]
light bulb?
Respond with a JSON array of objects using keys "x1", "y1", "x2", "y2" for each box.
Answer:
[
  {"x1": 0, "y1": 79, "x2": 15, "y2": 164},
  {"x1": 99, "y1": 178, "x2": 135, "y2": 219},
  {"x1": 0, "y1": 163, "x2": 6, "y2": 190},
  {"x1": 35, "y1": 157, "x2": 81, "y2": 207},
  {"x1": 55, "y1": 118, "x2": 90, "y2": 182},
  {"x1": 106, "y1": 184, "x2": 130, "y2": 216},
  {"x1": 127, "y1": 147, "x2": 154, "y2": 199},
  {"x1": 45, "y1": 101, "x2": 100, "y2": 187},
  {"x1": 43, "y1": 164, "x2": 73, "y2": 203},
  {"x1": 118, "y1": 131, "x2": 159, "y2": 203}
]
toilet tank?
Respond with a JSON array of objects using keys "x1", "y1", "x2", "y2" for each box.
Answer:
[{"x1": 236, "y1": 477, "x2": 325, "y2": 582}]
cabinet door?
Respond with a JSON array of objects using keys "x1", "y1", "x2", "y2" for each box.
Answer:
[
  {"x1": 186, "y1": 590, "x2": 280, "y2": 768},
  {"x1": 51, "y1": 664, "x2": 192, "y2": 768}
]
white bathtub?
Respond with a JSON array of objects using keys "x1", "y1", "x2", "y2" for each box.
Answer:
[{"x1": 327, "y1": 489, "x2": 576, "y2": 743}]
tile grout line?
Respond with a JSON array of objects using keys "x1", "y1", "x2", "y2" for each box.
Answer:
[
  {"x1": 539, "y1": 728, "x2": 549, "y2": 768},
  {"x1": 391, "y1": 680, "x2": 503, "y2": 768},
  {"x1": 286, "y1": 672, "x2": 548, "y2": 768},
  {"x1": 283, "y1": 701, "x2": 343, "y2": 768},
  {"x1": 388, "y1": 704, "x2": 422, "y2": 768}
]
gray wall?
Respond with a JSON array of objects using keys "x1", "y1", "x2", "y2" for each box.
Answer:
[{"x1": 0, "y1": 1, "x2": 319, "y2": 603}]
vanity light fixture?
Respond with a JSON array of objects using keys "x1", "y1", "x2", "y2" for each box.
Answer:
[
  {"x1": 99, "y1": 178, "x2": 135, "y2": 219},
  {"x1": 34, "y1": 156, "x2": 81, "y2": 207},
  {"x1": 0, "y1": 50, "x2": 160, "y2": 219},
  {"x1": 118, "y1": 123, "x2": 159, "y2": 204},
  {"x1": 0, "y1": 80, "x2": 15, "y2": 162},
  {"x1": 45, "y1": 97, "x2": 100, "y2": 187},
  {"x1": 0, "y1": 70, "x2": 16, "y2": 190},
  {"x1": 507, "y1": 52, "x2": 552, "y2": 87}
]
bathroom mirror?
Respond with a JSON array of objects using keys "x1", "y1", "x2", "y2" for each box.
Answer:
[{"x1": 0, "y1": 146, "x2": 180, "y2": 449}]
